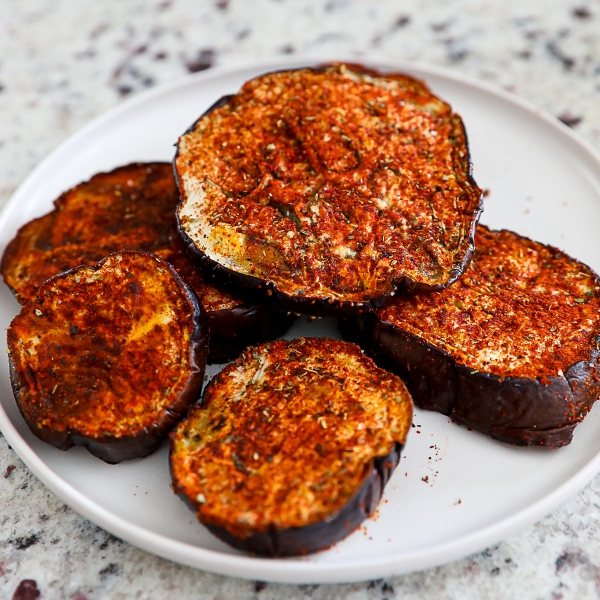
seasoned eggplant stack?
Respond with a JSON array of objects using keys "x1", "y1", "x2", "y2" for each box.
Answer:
[
  {"x1": 170, "y1": 337, "x2": 413, "y2": 557},
  {"x1": 175, "y1": 63, "x2": 483, "y2": 317},
  {"x1": 7, "y1": 251, "x2": 209, "y2": 463},
  {"x1": 0, "y1": 162, "x2": 295, "y2": 363},
  {"x1": 340, "y1": 225, "x2": 600, "y2": 447}
]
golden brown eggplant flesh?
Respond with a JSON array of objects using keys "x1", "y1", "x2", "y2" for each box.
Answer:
[
  {"x1": 170, "y1": 337, "x2": 413, "y2": 556},
  {"x1": 1, "y1": 163, "x2": 178, "y2": 305},
  {"x1": 1, "y1": 162, "x2": 296, "y2": 363},
  {"x1": 7, "y1": 251, "x2": 209, "y2": 463},
  {"x1": 175, "y1": 63, "x2": 483, "y2": 317},
  {"x1": 340, "y1": 225, "x2": 600, "y2": 447}
]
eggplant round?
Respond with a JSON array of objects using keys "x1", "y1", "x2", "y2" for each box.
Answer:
[
  {"x1": 1, "y1": 162, "x2": 178, "y2": 305},
  {"x1": 206, "y1": 304, "x2": 296, "y2": 364},
  {"x1": 169, "y1": 337, "x2": 413, "y2": 556},
  {"x1": 174, "y1": 62, "x2": 483, "y2": 318},
  {"x1": 340, "y1": 225, "x2": 600, "y2": 447},
  {"x1": 7, "y1": 251, "x2": 209, "y2": 463}
]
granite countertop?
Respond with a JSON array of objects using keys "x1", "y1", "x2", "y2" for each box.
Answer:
[{"x1": 1, "y1": 1, "x2": 600, "y2": 598}]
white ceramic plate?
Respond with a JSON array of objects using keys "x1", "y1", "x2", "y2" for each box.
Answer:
[{"x1": 2, "y1": 56, "x2": 600, "y2": 585}]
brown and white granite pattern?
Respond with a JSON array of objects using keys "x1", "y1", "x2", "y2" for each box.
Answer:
[{"x1": 1, "y1": 0, "x2": 600, "y2": 598}]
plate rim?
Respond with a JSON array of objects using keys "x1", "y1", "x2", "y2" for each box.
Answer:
[{"x1": 2, "y1": 53, "x2": 600, "y2": 584}]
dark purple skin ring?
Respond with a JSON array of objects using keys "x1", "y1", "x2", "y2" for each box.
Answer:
[
  {"x1": 170, "y1": 441, "x2": 402, "y2": 557},
  {"x1": 206, "y1": 303, "x2": 297, "y2": 364},
  {"x1": 173, "y1": 64, "x2": 483, "y2": 318},
  {"x1": 339, "y1": 314, "x2": 600, "y2": 448},
  {"x1": 8, "y1": 253, "x2": 210, "y2": 464}
]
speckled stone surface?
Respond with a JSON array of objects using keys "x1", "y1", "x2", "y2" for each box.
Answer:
[{"x1": 1, "y1": 1, "x2": 600, "y2": 598}]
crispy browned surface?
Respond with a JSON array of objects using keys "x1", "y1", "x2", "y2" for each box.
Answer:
[
  {"x1": 176, "y1": 63, "x2": 482, "y2": 311},
  {"x1": 378, "y1": 225, "x2": 600, "y2": 378},
  {"x1": 170, "y1": 337, "x2": 413, "y2": 540},
  {"x1": 7, "y1": 252, "x2": 207, "y2": 461},
  {"x1": 1, "y1": 162, "x2": 240, "y2": 312}
]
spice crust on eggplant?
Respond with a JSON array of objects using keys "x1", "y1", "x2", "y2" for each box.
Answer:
[
  {"x1": 1, "y1": 163, "x2": 178, "y2": 305},
  {"x1": 7, "y1": 251, "x2": 209, "y2": 463},
  {"x1": 175, "y1": 63, "x2": 483, "y2": 317},
  {"x1": 1, "y1": 162, "x2": 295, "y2": 362},
  {"x1": 170, "y1": 337, "x2": 413, "y2": 556},
  {"x1": 339, "y1": 225, "x2": 600, "y2": 447}
]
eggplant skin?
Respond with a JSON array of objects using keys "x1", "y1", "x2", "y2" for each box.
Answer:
[
  {"x1": 198, "y1": 444, "x2": 402, "y2": 557},
  {"x1": 7, "y1": 252, "x2": 209, "y2": 464},
  {"x1": 174, "y1": 235, "x2": 427, "y2": 318},
  {"x1": 174, "y1": 63, "x2": 483, "y2": 318},
  {"x1": 206, "y1": 304, "x2": 296, "y2": 364},
  {"x1": 339, "y1": 315, "x2": 600, "y2": 448},
  {"x1": 164, "y1": 236, "x2": 297, "y2": 363}
]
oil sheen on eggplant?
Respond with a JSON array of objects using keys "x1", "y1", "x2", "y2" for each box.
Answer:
[{"x1": 170, "y1": 337, "x2": 413, "y2": 556}]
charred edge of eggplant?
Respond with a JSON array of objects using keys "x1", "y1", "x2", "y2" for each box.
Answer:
[
  {"x1": 10, "y1": 368, "x2": 163, "y2": 463},
  {"x1": 8, "y1": 253, "x2": 210, "y2": 464},
  {"x1": 172, "y1": 442, "x2": 402, "y2": 557},
  {"x1": 172, "y1": 94, "x2": 235, "y2": 194},
  {"x1": 179, "y1": 95, "x2": 236, "y2": 140},
  {"x1": 207, "y1": 304, "x2": 297, "y2": 364},
  {"x1": 173, "y1": 66, "x2": 482, "y2": 317},
  {"x1": 339, "y1": 315, "x2": 600, "y2": 448},
  {"x1": 176, "y1": 230, "x2": 470, "y2": 318},
  {"x1": 442, "y1": 116, "x2": 484, "y2": 289},
  {"x1": 1, "y1": 266, "x2": 21, "y2": 303}
]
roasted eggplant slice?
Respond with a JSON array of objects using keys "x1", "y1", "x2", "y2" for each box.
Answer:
[
  {"x1": 170, "y1": 337, "x2": 413, "y2": 556},
  {"x1": 1, "y1": 163, "x2": 177, "y2": 304},
  {"x1": 175, "y1": 63, "x2": 483, "y2": 317},
  {"x1": 1, "y1": 162, "x2": 296, "y2": 362},
  {"x1": 340, "y1": 225, "x2": 600, "y2": 447},
  {"x1": 7, "y1": 251, "x2": 209, "y2": 463}
]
